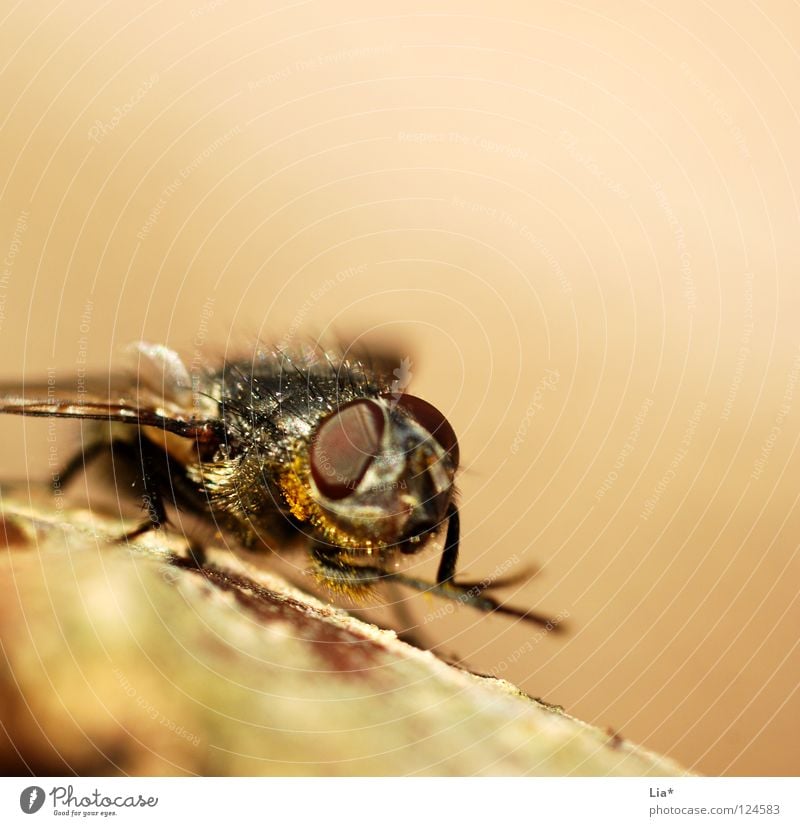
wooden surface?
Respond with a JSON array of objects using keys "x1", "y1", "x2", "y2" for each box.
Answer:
[{"x1": 0, "y1": 494, "x2": 691, "y2": 776}]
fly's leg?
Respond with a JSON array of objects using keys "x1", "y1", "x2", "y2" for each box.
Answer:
[
  {"x1": 311, "y1": 547, "x2": 432, "y2": 645},
  {"x1": 106, "y1": 436, "x2": 168, "y2": 543},
  {"x1": 435, "y1": 503, "x2": 460, "y2": 584},
  {"x1": 311, "y1": 527, "x2": 561, "y2": 628},
  {"x1": 310, "y1": 503, "x2": 461, "y2": 596},
  {"x1": 309, "y1": 545, "x2": 387, "y2": 598},
  {"x1": 310, "y1": 549, "x2": 434, "y2": 649},
  {"x1": 53, "y1": 436, "x2": 165, "y2": 540},
  {"x1": 113, "y1": 440, "x2": 208, "y2": 566},
  {"x1": 421, "y1": 504, "x2": 560, "y2": 627},
  {"x1": 383, "y1": 571, "x2": 559, "y2": 626},
  {"x1": 53, "y1": 434, "x2": 208, "y2": 567}
]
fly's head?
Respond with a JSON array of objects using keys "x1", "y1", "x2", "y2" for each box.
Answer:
[{"x1": 281, "y1": 394, "x2": 459, "y2": 555}]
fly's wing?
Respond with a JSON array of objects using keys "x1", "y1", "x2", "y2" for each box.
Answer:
[
  {"x1": 0, "y1": 393, "x2": 216, "y2": 440},
  {"x1": 0, "y1": 343, "x2": 219, "y2": 443}
]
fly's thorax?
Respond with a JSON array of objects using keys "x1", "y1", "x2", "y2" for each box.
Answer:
[{"x1": 278, "y1": 396, "x2": 459, "y2": 554}]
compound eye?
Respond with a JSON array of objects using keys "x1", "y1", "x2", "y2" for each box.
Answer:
[
  {"x1": 394, "y1": 394, "x2": 460, "y2": 469},
  {"x1": 310, "y1": 399, "x2": 385, "y2": 500}
]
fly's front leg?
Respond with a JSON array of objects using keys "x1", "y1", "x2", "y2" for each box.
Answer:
[
  {"x1": 390, "y1": 572, "x2": 559, "y2": 625},
  {"x1": 407, "y1": 504, "x2": 560, "y2": 627},
  {"x1": 435, "y1": 503, "x2": 460, "y2": 584},
  {"x1": 310, "y1": 508, "x2": 561, "y2": 628},
  {"x1": 311, "y1": 546, "x2": 432, "y2": 646},
  {"x1": 309, "y1": 545, "x2": 388, "y2": 600}
]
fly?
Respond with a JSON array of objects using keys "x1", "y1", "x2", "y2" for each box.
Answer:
[{"x1": 0, "y1": 341, "x2": 558, "y2": 626}]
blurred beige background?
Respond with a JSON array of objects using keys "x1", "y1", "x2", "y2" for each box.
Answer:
[{"x1": 1, "y1": 1, "x2": 798, "y2": 776}]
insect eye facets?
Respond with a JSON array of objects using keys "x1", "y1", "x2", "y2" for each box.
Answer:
[
  {"x1": 309, "y1": 399, "x2": 385, "y2": 500},
  {"x1": 393, "y1": 394, "x2": 460, "y2": 469}
]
